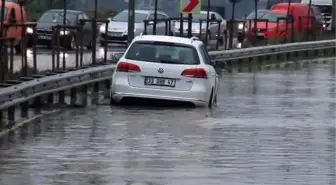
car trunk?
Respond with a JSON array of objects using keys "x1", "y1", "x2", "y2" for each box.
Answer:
[{"x1": 126, "y1": 60, "x2": 196, "y2": 91}]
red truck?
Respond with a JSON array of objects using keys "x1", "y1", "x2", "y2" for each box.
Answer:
[{"x1": 245, "y1": 3, "x2": 316, "y2": 44}]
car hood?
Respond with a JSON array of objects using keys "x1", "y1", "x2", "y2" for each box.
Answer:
[
  {"x1": 174, "y1": 22, "x2": 206, "y2": 30},
  {"x1": 108, "y1": 21, "x2": 143, "y2": 32}
]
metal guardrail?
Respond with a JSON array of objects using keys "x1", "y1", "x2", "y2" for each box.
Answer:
[
  {"x1": 0, "y1": 39, "x2": 335, "y2": 111},
  {"x1": 0, "y1": 64, "x2": 115, "y2": 110},
  {"x1": 209, "y1": 39, "x2": 336, "y2": 61}
]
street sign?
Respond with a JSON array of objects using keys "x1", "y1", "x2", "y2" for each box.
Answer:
[{"x1": 180, "y1": 0, "x2": 201, "y2": 14}]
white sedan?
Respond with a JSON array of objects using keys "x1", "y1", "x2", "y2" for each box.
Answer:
[{"x1": 110, "y1": 35, "x2": 219, "y2": 107}]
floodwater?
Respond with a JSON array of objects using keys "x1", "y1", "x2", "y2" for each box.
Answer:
[{"x1": 0, "y1": 60, "x2": 335, "y2": 185}]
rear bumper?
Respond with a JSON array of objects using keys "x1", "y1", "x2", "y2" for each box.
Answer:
[
  {"x1": 100, "y1": 33, "x2": 128, "y2": 44},
  {"x1": 110, "y1": 76, "x2": 209, "y2": 107}
]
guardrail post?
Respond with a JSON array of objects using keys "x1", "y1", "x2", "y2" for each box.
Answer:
[
  {"x1": 47, "y1": 93, "x2": 54, "y2": 104},
  {"x1": 70, "y1": 87, "x2": 77, "y2": 105},
  {"x1": 92, "y1": 82, "x2": 99, "y2": 104},
  {"x1": 80, "y1": 84, "x2": 88, "y2": 106},
  {"x1": 0, "y1": 111, "x2": 3, "y2": 129},
  {"x1": 20, "y1": 102, "x2": 28, "y2": 118},
  {"x1": 59, "y1": 91, "x2": 65, "y2": 104},
  {"x1": 7, "y1": 106, "x2": 15, "y2": 129},
  {"x1": 9, "y1": 38, "x2": 14, "y2": 79},
  {"x1": 104, "y1": 79, "x2": 110, "y2": 98}
]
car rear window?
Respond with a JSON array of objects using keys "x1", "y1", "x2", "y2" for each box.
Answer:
[{"x1": 124, "y1": 41, "x2": 200, "y2": 65}]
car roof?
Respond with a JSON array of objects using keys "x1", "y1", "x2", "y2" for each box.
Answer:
[
  {"x1": 133, "y1": 35, "x2": 203, "y2": 47},
  {"x1": 47, "y1": 9, "x2": 83, "y2": 14}
]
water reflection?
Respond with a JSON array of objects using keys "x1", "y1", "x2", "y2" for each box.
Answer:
[{"x1": 0, "y1": 63, "x2": 335, "y2": 185}]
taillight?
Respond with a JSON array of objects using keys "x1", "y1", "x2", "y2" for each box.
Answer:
[
  {"x1": 181, "y1": 68, "x2": 207, "y2": 79},
  {"x1": 116, "y1": 61, "x2": 141, "y2": 72}
]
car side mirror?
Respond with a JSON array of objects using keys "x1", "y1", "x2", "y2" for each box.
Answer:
[
  {"x1": 112, "y1": 52, "x2": 124, "y2": 62},
  {"x1": 107, "y1": 18, "x2": 112, "y2": 22}
]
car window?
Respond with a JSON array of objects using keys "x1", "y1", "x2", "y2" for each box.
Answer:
[
  {"x1": 148, "y1": 14, "x2": 154, "y2": 20},
  {"x1": 199, "y1": 45, "x2": 212, "y2": 65},
  {"x1": 125, "y1": 41, "x2": 200, "y2": 65},
  {"x1": 112, "y1": 11, "x2": 148, "y2": 23},
  {"x1": 81, "y1": 13, "x2": 89, "y2": 19},
  {"x1": 38, "y1": 12, "x2": 76, "y2": 24},
  {"x1": 214, "y1": 13, "x2": 223, "y2": 20},
  {"x1": 157, "y1": 14, "x2": 166, "y2": 20}
]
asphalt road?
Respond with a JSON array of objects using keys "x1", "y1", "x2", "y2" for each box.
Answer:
[{"x1": 0, "y1": 59, "x2": 334, "y2": 185}]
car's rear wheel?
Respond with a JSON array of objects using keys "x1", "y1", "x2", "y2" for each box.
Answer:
[
  {"x1": 208, "y1": 88, "x2": 214, "y2": 108},
  {"x1": 69, "y1": 35, "x2": 76, "y2": 50}
]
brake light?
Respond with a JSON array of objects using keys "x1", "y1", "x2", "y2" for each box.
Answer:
[
  {"x1": 181, "y1": 68, "x2": 207, "y2": 79},
  {"x1": 116, "y1": 61, "x2": 141, "y2": 72}
]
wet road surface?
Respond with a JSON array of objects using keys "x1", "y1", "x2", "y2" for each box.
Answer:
[{"x1": 0, "y1": 61, "x2": 335, "y2": 185}]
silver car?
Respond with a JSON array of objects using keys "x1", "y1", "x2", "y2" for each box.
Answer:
[
  {"x1": 174, "y1": 11, "x2": 227, "y2": 42},
  {"x1": 99, "y1": 9, "x2": 171, "y2": 45}
]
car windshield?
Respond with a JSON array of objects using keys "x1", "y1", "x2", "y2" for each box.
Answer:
[
  {"x1": 112, "y1": 11, "x2": 148, "y2": 23},
  {"x1": 182, "y1": 13, "x2": 209, "y2": 23},
  {"x1": 314, "y1": 5, "x2": 332, "y2": 15},
  {"x1": 125, "y1": 41, "x2": 200, "y2": 65},
  {"x1": 0, "y1": 7, "x2": 8, "y2": 20},
  {"x1": 246, "y1": 10, "x2": 268, "y2": 19},
  {"x1": 38, "y1": 12, "x2": 76, "y2": 23},
  {"x1": 260, "y1": 12, "x2": 289, "y2": 22}
]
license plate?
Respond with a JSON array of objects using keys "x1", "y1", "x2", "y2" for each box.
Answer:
[
  {"x1": 144, "y1": 77, "x2": 176, "y2": 87},
  {"x1": 108, "y1": 32, "x2": 122, "y2": 37},
  {"x1": 38, "y1": 35, "x2": 51, "y2": 40}
]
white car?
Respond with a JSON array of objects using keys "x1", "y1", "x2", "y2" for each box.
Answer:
[{"x1": 110, "y1": 35, "x2": 219, "y2": 107}]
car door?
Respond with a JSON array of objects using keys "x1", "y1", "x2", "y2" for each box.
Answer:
[
  {"x1": 77, "y1": 13, "x2": 91, "y2": 45},
  {"x1": 199, "y1": 44, "x2": 219, "y2": 98},
  {"x1": 157, "y1": 13, "x2": 169, "y2": 35}
]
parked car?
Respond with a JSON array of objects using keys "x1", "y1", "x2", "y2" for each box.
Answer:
[
  {"x1": 174, "y1": 11, "x2": 227, "y2": 44},
  {"x1": 246, "y1": 3, "x2": 316, "y2": 44},
  {"x1": 99, "y1": 9, "x2": 171, "y2": 46},
  {"x1": 0, "y1": 1, "x2": 28, "y2": 53},
  {"x1": 237, "y1": 9, "x2": 269, "y2": 43},
  {"x1": 27, "y1": 9, "x2": 93, "y2": 49},
  {"x1": 110, "y1": 35, "x2": 219, "y2": 107}
]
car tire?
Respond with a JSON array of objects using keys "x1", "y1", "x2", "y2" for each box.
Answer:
[
  {"x1": 86, "y1": 40, "x2": 92, "y2": 50},
  {"x1": 208, "y1": 88, "x2": 214, "y2": 108},
  {"x1": 100, "y1": 40, "x2": 106, "y2": 47},
  {"x1": 68, "y1": 35, "x2": 76, "y2": 50},
  {"x1": 15, "y1": 42, "x2": 22, "y2": 54}
]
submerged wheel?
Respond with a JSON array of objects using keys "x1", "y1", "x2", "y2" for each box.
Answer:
[{"x1": 208, "y1": 89, "x2": 214, "y2": 108}]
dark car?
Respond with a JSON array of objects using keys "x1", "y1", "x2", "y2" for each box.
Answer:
[{"x1": 28, "y1": 9, "x2": 93, "y2": 50}]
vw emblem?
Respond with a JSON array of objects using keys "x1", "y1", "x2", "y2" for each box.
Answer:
[{"x1": 158, "y1": 68, "x2": 164, "y2": 73}]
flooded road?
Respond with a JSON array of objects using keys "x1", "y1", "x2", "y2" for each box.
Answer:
[{"x1": 0, "y1": 61, "x2": 335, "y2": 185}]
